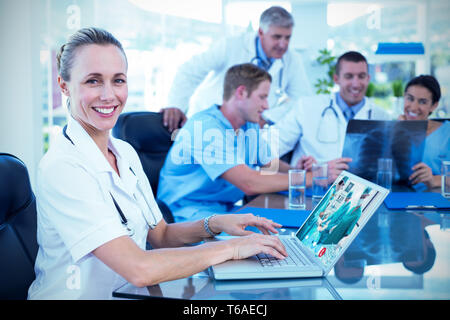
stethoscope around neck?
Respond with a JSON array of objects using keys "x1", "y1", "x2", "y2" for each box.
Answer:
[
  {"x1": 316, "y1": 98, "x2": 373, "y2": 144},
  {"x1": 250, "y1": 37, "x2": 286, "y2": 106},
  {"x1": 316, "y1": 99, "x2": 340, "y2": 144},
  {"x1": 62, "y1": 125, "x2": 158, "y2": 236}
]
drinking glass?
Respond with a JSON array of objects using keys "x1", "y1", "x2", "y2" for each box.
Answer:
[
  {"x1": 376, "y1": 158, "x2": 392, "y2": 190},
  {"x1": 289, "y1": 169, "x2": 306, "y2": 209}
]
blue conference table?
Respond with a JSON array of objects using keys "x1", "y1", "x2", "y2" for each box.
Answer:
[{"x1": 113, "y1": 191, "x2": 450, "y2": 300}]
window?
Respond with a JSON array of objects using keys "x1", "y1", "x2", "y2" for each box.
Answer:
[
  {"x1": 40, "y1": 1, "x2": 449, "y2": 152},
  {"x1": 41, "y1": 0, "x2": 227, "y2": 151},
  {"x1": 327, "y1": 0, "x2": 449, "y2": 118},
  {"x1": 41, "y1": 0, "x2": 293, "y2": 151}
]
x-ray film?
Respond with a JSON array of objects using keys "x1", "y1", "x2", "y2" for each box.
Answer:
[{"x1": 342, "y1": 120, "x2": 427, "y2": 184}]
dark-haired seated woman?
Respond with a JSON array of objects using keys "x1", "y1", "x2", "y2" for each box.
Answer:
[{"x1": 398, "y1": 75, "x2": 450, "y2": 190}]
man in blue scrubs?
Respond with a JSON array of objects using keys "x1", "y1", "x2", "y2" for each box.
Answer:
[{"x1": 158, "y1": 63, "x2": 293, "y2": 222}]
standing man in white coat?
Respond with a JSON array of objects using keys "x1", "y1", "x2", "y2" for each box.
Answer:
[
  {"x1": 271, "y1": 51, "x2": 391, "y2": 177},
  {"x1": 161, "y1": 6, "x2": 312, "y2": 132}
]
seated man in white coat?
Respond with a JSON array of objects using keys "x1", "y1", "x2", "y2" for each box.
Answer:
[
  {"x1": 161, "y1": 6, "x2": 312, "y2": 132},
  {"x1": 271, "y1": 51, "x2": 391, "y2": 175}
]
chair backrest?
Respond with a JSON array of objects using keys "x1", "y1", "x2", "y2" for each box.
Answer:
[
  {"x1": 112, "y1": 111, "x2": 173, "y2": 196},
  {"x1": 0, "y1": 153, "x2": 38, "y2": 300},
  {"x1": 112, "y1": 112, "x2": 175, "y2": 223}
]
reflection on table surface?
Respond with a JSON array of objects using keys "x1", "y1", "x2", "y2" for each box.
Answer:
[
  {"x1": 113, "y1": 192, "x2": 450, "y2": 300},
  {"x1": 113, "y1": 273, "x2": 342, "y2": 300}
]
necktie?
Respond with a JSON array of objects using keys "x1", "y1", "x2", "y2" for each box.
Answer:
[
  {"x1": 257, "y1": 58, "x2": 272, "y2": 71},
  {"x1": 344, "y1": 108, "x2": 354, "y2": 121}
]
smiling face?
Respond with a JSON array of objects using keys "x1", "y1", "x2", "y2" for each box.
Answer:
[
  {"x1": 258, "y1": 25, "x2": 292, "y2": 59},
  {"x1": 239, "y1": 80, "x2": 270, "y2": 123},
  {"x1": 403, "y1": 85, "x2": 438, "y2": 120},
  {"x1": 58, "y1": 44, "x2": 128, "y2": 135},
  {"x1": 334, "y1": 60, "x2": 370, "y2": 107}
]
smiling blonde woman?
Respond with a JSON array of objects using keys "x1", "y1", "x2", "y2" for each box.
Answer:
[{"x1": 27, "y1": 27, "x2": 287, "y2": 300}]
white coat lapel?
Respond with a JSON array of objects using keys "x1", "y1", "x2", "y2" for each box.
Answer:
[
  {"x1": 108, "y1": 139, "x2": 139, "y2": 201},
  {"x1": 353, "y1": 97, "x2": 371, "y2": 120},
  {"x1": 269, "y1": 59, "x2": 282, "y2": 78}
]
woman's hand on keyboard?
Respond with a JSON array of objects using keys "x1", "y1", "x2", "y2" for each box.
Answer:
[
  {"x1": 208, "y1": 213, "x2": 282, "y2": 236},
  {"x1": 226, "y1": 234, "x2": 288, "y2": 260}
]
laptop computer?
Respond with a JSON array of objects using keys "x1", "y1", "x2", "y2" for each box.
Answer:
[{"x1": 209, "y1": 171, "x2": 389, "y2": 280}]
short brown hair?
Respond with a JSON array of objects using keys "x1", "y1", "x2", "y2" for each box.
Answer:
[
  {"x1": 223, "y1": 63, "x2": 272, "y2": 101},
  {"x1": 335, "y1": 51, "x2": 368, "y2": 75}
]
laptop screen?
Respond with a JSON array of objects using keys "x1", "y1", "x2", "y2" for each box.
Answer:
[{"x1": 295, "y1": 173, "x2": 380, "y2": 269}]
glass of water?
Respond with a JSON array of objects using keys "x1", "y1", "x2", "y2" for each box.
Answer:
[
  {"x1": 442, "y1": 160, "x2": 450, "y2": 198},
  {"x1": 377, "y1": 158, "x2": 392, "y2": 190},
  {"x1": 312, "y1": 163, "x2": 328, "y2": 200},
  {"x1": 288, "y1": 169, "x2": 306, "y2": 209}
]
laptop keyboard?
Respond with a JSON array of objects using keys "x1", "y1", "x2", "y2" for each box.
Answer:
[{"x1": 256, "y1": 237, "x2": 312, "y2": 267}]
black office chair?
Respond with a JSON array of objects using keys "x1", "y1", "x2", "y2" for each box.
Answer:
[
  {"x1": 112, "y1": 111, "x2": 175, "y2": 223},
  {"x1": 0, "y1": 153, "x2": 39, "y2": 300}
]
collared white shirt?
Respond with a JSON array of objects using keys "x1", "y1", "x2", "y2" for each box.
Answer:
[{"x1": 28, "y1": 117, "x2": 162, "y2": 299}]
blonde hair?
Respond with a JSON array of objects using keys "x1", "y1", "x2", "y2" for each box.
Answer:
[{"x1": 56, "y1": 27, "x2": 127, "y2": 82}]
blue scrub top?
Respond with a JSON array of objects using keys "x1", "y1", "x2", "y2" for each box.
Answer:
[
  {"x1": 414, "y1": 120, "x2": 450, "y2": 191},
  {"x1": 157, "y1": 105, "x2": 275, "y2": 221},
  {"x1": 423, "y1": 120, "x2": 450, "y2": 174}
]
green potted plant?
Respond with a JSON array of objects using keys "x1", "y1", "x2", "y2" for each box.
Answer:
[
  {"x1": 366, "y1": 82, "x2": 375, "y2": 98},
  {"x1": 391, "y1": 80, "x2": 404, "y2": 116},
  {"x1": 314, "y1": 48, "x2": 336, "y2": 94},
  {"x1": 392, "y1": 80, "x2": 404, "y2": 98}
]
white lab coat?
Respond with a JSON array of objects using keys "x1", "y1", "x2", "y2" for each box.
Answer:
[
  {"x1": 28, "y1": 117, "x2": 162, "y2": 299},
  {"x1": 167, "y1": 32, "x2": 312, "y2": 123},
  {"x1": 271, "y1": 94, "x2": 392, "y2": 166}
]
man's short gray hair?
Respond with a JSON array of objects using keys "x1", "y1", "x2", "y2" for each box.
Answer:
[{"x1": 259, "y1": 6, "x2": 294, "y2": 32}]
